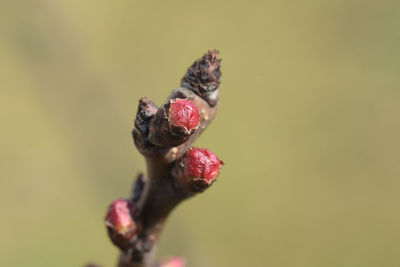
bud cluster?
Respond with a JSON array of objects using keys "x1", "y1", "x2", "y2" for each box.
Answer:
[{"x1": 105, "y1": 50, "x2": 224, "y2": 267}]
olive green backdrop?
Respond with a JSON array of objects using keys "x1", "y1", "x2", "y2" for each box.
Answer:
[{"x1": 1, "y1": 0, "x2": 400, "y2": 266}]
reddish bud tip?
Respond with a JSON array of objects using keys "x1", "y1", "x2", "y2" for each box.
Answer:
[
  {"x1": 184, "y1": 147, "x2": 222, "y2": 184},
  {"x1": 169, "y1": 99, "x2": 200, "y2": 134},
  {"x1": 105, "y1": 199, "x2": 134, "y2": 234},
  {"x1": 160, "y1": 257, "x2": 186, "y2": 267},
  {"x1": 172, "y1": 147, "x2": 223, "y2": 192},
  {"x1": 105, "y1": 199, "x2": 137, "y2": 249},
  {"x1": 148, "y1": 99, "x2": 200, "y2": 147}
]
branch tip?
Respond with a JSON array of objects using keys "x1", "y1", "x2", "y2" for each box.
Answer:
[
  {"x1": 181, "y1": 50, "x2": 222, "y2": 106},
  {"x1": 108, "y1": 50, "x2": 223, "y2": 267}
]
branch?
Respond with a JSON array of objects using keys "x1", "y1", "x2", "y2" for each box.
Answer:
[{"x1": 103, "y1": 50, "x2": 223, "y2": 267}]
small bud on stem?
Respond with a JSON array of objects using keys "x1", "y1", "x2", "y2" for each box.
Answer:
[
  {"x1": 168, "y1": 99, "x2": 199, "y2": 133},
  {"x1": 105, "y1": 199, "x2": 138, "y2": 250},
  {"x1": 173, "y1": 147, "x2": 223, "y2": 192},
  {"x1": 148, "y1": 99, "x2": 200, "y2": 147},
  {"x1": 181, "y1": 50, "x2": 221, "y2": 106}
]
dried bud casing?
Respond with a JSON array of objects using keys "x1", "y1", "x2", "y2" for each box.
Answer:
[
  {"x1": 132, "y1": 98, "x2": 160, "y2": 156},
  {"x1": 135, "y1": 98, "x2": 158, "y2": 134},
  {"x1": 148, "y1": 99, "x2": 200, "y2": 147},
  {"x1": 173, "y1": 147, "x2": 223, "y2": 192},
  {"x1": 105, "y1": 199, "x2": 138, "y2": 250},
  {"x1": 181, "y1": 50, "x2": 221, "y2": 106}
]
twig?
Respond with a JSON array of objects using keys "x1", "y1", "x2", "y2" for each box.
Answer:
[{"x1": 103, "y1": 50, "x2": 223, "y2": 267}]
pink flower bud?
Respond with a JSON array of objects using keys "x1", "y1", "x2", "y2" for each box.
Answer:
[
  {"x1": 173, "y1": 147, "x2": 223, "y2": 192},
  {"x1": 105, "y1": 199, "x2": 137, "y2": 250}
]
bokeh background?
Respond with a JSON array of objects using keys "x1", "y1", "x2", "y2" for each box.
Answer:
[{"x1": 1, "y1": 0, "x2": 400, "y2": 266}]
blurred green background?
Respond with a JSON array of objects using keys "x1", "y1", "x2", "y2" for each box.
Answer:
[{"x1": 1, "y1": 0, "x2": 400, "y2": 266}]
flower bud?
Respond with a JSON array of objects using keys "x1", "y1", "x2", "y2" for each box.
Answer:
[
  {"x1": 105, "y1": 199, "x2": 137, "y2": 250},
  {"x1": 173, "y1": 147, "x2": 223, "y2": 192},
  {"x1": 169, "y1": 99, "x2": 200, "y2": 133},
  {"x1": 148, "y1": 99, "x2": 199, "y2": 147}
]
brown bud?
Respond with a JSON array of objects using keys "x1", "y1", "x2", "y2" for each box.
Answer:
[
  {"x1": 181, "y1": 50, "x2": 221, "y2": 106},
  {"x1": 135, "y1": 97, "x2": 158, "y2": 134},
  {"x1": 148, "y1": 99, "x2": 200, "y2": 147}
]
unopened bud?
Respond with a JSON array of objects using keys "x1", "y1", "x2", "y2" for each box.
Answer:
[
  {"x1": 148, "y1": 99, "x2": 199, "y2": 147},
  {"x1": 105, "y1": 199, "x2": 137, "y2": 250},
  {"x1": 169, "y1": 99, "x2": 199, "y2": 133},
  {"x1": 181, "y1": 50, "x2": 221, "y2": 106},
  {"x1": 173, "y1": 147, "x2": 223, "y2": 192}
]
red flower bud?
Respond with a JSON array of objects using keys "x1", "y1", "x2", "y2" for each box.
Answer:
[
  {"x1": 168, "y1": 99, "x2": 200, "y2": 134},
  {"x1": 185, "y1": 148, "x2": 221, "y2": 182},
  {"x1": 148, "y1": 99, "x2": 200, "y2": 147},
  {"x1": 105, "y1": 199, "x2": 137, "y2": 250},
  {"x1": 173, "y1": 147, "x2": 223, "y2": 192}
]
